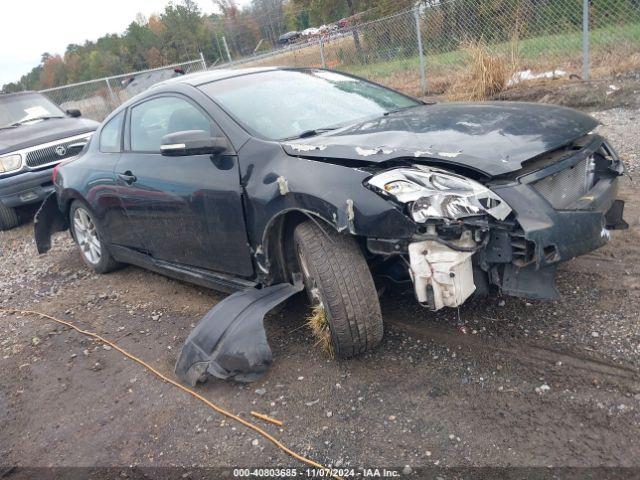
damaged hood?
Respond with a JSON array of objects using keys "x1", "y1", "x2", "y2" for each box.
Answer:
[{"x1": 281, "y1": 102, "x2": 598, "y2": 177}]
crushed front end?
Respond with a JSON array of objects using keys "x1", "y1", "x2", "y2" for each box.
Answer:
[
  {"x1": 484, "y1": 134, "x2": 626, "y2": 300},
  {"x1": 366, "y1": 134, "x2": 627, "y2": 309}
]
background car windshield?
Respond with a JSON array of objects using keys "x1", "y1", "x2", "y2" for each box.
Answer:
[
  {"x1": 0, "y1": 93, "x2": 65, "y2": 128},
  {"x1": 199, "y1": 70, "x2": 420, "y2": 140}
]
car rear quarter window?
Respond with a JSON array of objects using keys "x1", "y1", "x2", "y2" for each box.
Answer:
[
  {"x1": 130, "y1": 96, "x2": 211, "y2": 153},
  {"x1": 99, "y1": 111, "x2": 124, "y2": 153}
]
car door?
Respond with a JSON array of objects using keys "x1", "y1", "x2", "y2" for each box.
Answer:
[
  {"x1": 88, "y1": 110, "x2": 144, "y2": 249},
  {"x1": 113, "y1": 93, "x2": 254, "y2": 277}
]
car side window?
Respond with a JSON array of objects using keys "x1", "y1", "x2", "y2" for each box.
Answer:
[
  {"x1": 130, "y1": 96, "x2": 212, "y2": 153},
  {"x1": 99, "y1": 111, "x2": 124, "y2": 153}
]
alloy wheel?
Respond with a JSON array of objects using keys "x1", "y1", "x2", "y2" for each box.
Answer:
[
  {"x1": 73, "y1": 208, "x2": 102, "y2": 265},
  {"x1": 296, "y1": 244, "x2": 323, "y2": 307}
]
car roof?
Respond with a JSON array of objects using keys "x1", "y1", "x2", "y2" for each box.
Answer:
[
  {"x1": 151, "y1": 67, "x2": 280, "y2": 89},
  {"x1": 105, "y1": 67, "x2": 286, "y2": 124}
]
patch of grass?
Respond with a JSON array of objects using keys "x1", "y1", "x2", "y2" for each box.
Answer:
[
  {"x1": 236, "y1": 21, "x2": 640, "y2": 97},
  {"x1": 340, "y1": 22, "x2": 640, "y2": 94},
  {"x1": 306, "y1": 305, "x2": 334, "y2": 357},
  {"x1": 447, "y1": 40, "x2": 512, "y2": 101}
]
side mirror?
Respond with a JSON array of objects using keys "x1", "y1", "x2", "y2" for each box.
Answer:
[
  {"x1": 66, "y1": 109, "x2": 82, "y2": 118},
  {"x1": 160, "y1": 130, "x2": 228, "y2": 157}
]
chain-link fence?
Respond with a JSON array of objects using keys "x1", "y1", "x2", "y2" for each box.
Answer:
[
  {"x1": 39, "y1": 1, "x2": 639, "y2": 119},
  {"x1": 215, "y1": 0, "x2": 640, "y2": 97},
  {"x1": 39, "y1": 57, "x2": 207, "y2": 122}
]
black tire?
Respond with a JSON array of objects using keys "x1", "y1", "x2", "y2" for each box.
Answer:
[
  {"x1": 294, "y1": 221, "x2": 383, "y2": 358},
  {"x1": 69, "y1": 201, "x2": 122, "y2": 274},
  {"x1": 0, "y1": 204, "x2": 19, "y2": 231}
]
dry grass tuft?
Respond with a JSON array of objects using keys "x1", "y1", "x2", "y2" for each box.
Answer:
[
  {"x1": 306, "y1": 305, "x2": 334, "y2": 357},
  {"x1": 592, "y1": 48, "x2": 640, "y2": 78},
  {"x1": 447, "y1": 40, "x2": 512, "y2": 101}
]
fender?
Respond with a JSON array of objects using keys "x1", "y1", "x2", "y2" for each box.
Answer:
[
  {"x1": 256, "y1": 207, "x2": 339, "y2": 285},
  {"x1": 239, "y1": 139, "x2": 418, "y2": 284}
]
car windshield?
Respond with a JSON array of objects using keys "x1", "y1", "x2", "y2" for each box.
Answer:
[
  {"x1": 0, "y1": 93, "x2": 65, "y2": 128},
  {"x1": 198, "y1": 69, "x2": 420, "y2": 140}
]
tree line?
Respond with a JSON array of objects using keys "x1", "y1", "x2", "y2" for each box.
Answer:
[
  {"x1": 3, "y1": 0, "x2": 636, "y2": 92},
  {"x1": 2, "y1": 0, "x2": 413, "y2": 92}
]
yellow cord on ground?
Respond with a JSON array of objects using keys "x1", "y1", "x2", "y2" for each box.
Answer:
[
  {"x1": 0, "y1": 307, "x2": 342, "y2": 480},
  {"x1": 251, "y1": 411, "x2": 284, "y2": 427}
]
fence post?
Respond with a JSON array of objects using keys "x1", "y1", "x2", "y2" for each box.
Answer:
[
  {"x1": 222, "y1": 36, "x2": 233, "y2": 64},
  {"x1": 199, "y1": 51, "x2": 207, "y2": 70},
  {"x1": 414, "y1": 7, "x2": 427, "y2": 95},
  {"x1": 582, "y1": 0, "x2": 590, "y2": 81},
  {"x1": 319, "y1": 37, "x2": 327, "y2": 69},
  {"x1": 104, "y1": 78, "x2": 118, "y2": 108}
]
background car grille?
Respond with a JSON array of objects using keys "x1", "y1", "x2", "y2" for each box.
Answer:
[
  {"x1": 25, "y1": 139, "x2": 80, "y2": 168},
  {"x1": 532, "y1": 156, "x2": 595, "y2": 209}
]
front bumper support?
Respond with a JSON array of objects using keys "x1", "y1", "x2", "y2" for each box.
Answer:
[
  {"x1": 485, "y1": 161, "x2": 626, "y2": 299},
  {"x1": 493, "y1": 175, "x2": 624, "y2": 270}
]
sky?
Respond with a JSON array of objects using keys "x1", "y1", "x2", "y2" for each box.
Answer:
[{"x1": 0, "y1": 0, "x2": 252, "y2": 87}]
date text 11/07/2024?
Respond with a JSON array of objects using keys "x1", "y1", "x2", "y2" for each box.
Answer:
[{"x1": 232, "y1": 467, "x2": 404, "y2": 477}]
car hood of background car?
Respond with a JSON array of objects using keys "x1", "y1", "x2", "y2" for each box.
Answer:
[
  {"x1": 281, "y1": 102, "x2": 598, "y2": 177},
  {"x1": 0, "y1": 117, "x2": 99, "y2": 155}
]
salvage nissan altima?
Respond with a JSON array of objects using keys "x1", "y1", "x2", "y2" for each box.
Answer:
[{"x1": 35, "y1": 67, "x2": 627, "y2": 369}]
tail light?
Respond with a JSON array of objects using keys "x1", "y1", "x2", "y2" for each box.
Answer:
[
  {"x1": 52, "y1": 163, "x2": 60, "y2": 184},
  {"x1": 52, "y1": 156, "x2": 75, "y2": 184}
]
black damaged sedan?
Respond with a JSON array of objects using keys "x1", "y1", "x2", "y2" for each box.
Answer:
[{"x1": 36, "y1": 67, "x2": 627, "y2": 359}]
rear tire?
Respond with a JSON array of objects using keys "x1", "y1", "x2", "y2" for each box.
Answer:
[
  {"x1": 0, "y1": 204, "x2": 19, "y2": 231},
  {"x1": 294, "y1": 221, "x2": 383, "y2": 358},
  {"x1": 69, "y1": 201, "x2": 122, "y2": 274}
]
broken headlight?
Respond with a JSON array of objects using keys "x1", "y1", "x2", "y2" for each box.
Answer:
[
  {"x1": 366, "y1": 166, "x2": 512, "y2": 222},
  {"x1": 0, "y1": 154, "x2": 22, "y2": 174}
]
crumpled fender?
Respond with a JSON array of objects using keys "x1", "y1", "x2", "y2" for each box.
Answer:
[
  {"x1": 175, "y1": 280, "x2": 304, "y2": 385},
  {"x1": 34, "y1": 192, "x2": 68, "y2": 254}
]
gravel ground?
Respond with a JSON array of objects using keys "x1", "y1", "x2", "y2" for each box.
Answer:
[
  {"x1": 594, "y1": 106, "x2": 640, "y2": 173},
  {"x1": 1, "y1": 101, "x2": 639, "y2": 475}
]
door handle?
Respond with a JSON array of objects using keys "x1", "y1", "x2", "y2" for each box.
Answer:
[{"x1": 117, "y1": 171, "x2": 137, "y2": 185}]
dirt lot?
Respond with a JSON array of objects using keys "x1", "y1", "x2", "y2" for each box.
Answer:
[{"x1": 1, "y1": 87, "x2": 640, "y2": 476}]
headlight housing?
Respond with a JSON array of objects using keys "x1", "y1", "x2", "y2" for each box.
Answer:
[
  {"x1": 0, "y1": 154, "x2": 22, "y2": 174},
  {"x1": 366, "y1": 166, "x2": 512, "y2": 222}
]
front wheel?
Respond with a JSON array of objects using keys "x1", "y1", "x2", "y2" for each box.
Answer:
[
  {"x1": 0, "y1": 204, "x2": 19, "y2": 230},
  {"x1": 69, "y1": 201, "x2": 122, "y2": 274},
  {"x1": 294, "y1": 221, "x2": 383, "y2": 358}
]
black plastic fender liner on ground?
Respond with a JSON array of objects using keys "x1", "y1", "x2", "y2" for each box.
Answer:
[
  {"x1": 175, "y1": 279, "x2": 304, "y2": 386},
  {"x1": 34, "y1": 192, "x2": 68, "y2": 254}
]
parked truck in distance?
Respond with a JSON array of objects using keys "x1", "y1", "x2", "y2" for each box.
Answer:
[{"x1": 0, "y1": 91, "x2": 98, "y2": 230}]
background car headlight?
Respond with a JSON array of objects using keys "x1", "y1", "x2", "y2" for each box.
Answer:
[
  {"x1": 0, "y1": 154, "x2": 22, "y2": 174},
  {"x1": 366, "y1": 166, "x2": 512, "y2": 222}
]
